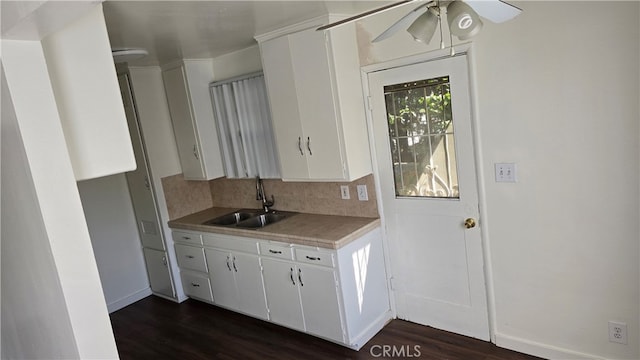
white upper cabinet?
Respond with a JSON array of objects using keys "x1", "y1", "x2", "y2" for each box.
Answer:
[
  {"x1": 162, "y1": 60, "x2": 225, "y2": 180},
  {"x1": 256, "y1": 17, "x2": 372, "y2": 182}
]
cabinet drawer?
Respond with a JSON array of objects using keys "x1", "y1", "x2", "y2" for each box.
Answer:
[
  {"x1": 175, "y1": 244, "x2": 208, "y2": 272},
  {"x1": 181, "y1": 271, "x2": 213, "y2": 302},
  {"x1": 295, "y1": 248, "x2": 335, "y2": 267},
  {"x1": 172, "y1": 231, "x2": 203, "y2": 245},
  {"x1": 259, "y1": 242, "x2": 294, "y2": 260}
]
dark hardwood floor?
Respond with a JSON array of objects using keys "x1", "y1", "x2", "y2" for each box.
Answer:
[{"x1": 110, "y1": 296, "x2": 543, "y2": 360}]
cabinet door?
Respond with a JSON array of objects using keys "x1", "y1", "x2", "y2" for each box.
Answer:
[
  {"x1": 261, "y1": 258, "x2": 304, "y2": 331},
  {"x1": 120, "y1": 74, "x2": 165, "y2": 251},
  {"x1": 289, "y1": 29, "x2": 345, "y2": 180},
  {"x1": 259, "y1": 36, "x2": 309, "y2": 180},
  {"x1": 162, "y1": 66, "x2": 206, "y2": 180},
  {"x1": 143, "y1": 248, "x2": 175, "y2": 298},
  {"x1": 204, "y1": 248, "x2": 237, "y2": 310},
  {"x1": 233, "y1": 253, "x2": 268, "y2": 320},
  {"x1": 297, "y1": 264, "x2": 344, "y2": 342}
]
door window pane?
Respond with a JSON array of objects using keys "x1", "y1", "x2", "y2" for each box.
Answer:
[{"x1": 384, "y1": 76, "x2": 459, "y2": 198}]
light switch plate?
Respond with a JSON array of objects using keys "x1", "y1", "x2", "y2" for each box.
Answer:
[
  {"x1": 495, "y1": 163, "x2": 517, "y2": 183},
  {"x1": 340, "y1": 185, "x2": 350, "y2": 200},
  {"x1": 357, "y1": 184, "x2": 369, "y2": 201}
]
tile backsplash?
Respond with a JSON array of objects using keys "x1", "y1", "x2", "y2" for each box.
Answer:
[
  {"x1": 161, "y1": 174, "x2": 213, "y2": 219},
  {"x1": 162, "y1": 173, "x2": 379, "y2": 220}
]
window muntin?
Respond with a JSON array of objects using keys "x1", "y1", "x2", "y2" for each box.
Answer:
[{"x1": 384, "y1": 76, "x2": 459, "y2": 198}]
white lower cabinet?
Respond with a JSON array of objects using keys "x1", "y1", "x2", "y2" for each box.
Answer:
[
  {"x1": 180, "y1": 270, "x2": 213, "y2": 302},
  {"x1": 205, "y1": 248, "x2": 268, "y2": 320},
  {"x1": 143, "y1": 248, "x2": 175, "y2": 298},
  {"x1": 296, "y1": 263, "x2": 344, "y2": 343},
  {"x1": 261, "y1": 248, "x2": 344, "y2": 342},
  {"x1": 171, "y1": 227, "x2": 391, "y2": 350},
  {"x1": 175, "y1": 244, "x2": 208, "y2": 273},
  {"x1": 173, "y1": 232, "x2": 213, "y2": 303},
  {"x1": 260, "y1": 258, "x2": 305, "y2": 332}
]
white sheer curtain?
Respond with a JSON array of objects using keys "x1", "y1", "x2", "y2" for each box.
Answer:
[{"x1": 210, "y1": 73, "x2": 280, "y2": 178}]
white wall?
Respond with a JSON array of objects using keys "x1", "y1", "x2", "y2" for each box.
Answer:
[
  {"x1": 77, "y1": 174, "x2": 152, "y2": 312},
  {"x1": 1, "y1": 39, "x2": 118, "y2": 359},
  {"x1": 211, "y1": 44, "x2": 263, "y2": 81},
  {"x1": 1, "y1": 61, "x2": 79, "y2": 360},
  {"x1": 358, "y1": 2, "x2": 639, "y2": 359}
]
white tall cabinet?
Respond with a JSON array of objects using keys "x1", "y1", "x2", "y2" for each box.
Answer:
[
  {"x1": 162, "y1": 60, "x2": 225, "y2": 180},
  {"x1": 256, "y1": 16, "x2": 372, "y2": 182},
  {"x1": 119, "y1": 73, "x2": 176, "y2": 300}
]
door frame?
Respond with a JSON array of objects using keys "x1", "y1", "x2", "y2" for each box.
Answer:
[{"x1": 360, "y1": 43, "x2": 497, "y2": 342}]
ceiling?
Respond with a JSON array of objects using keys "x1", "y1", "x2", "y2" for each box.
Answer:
[{"x1": 103, "y1": 1, "x2": 390, "y2": 66}]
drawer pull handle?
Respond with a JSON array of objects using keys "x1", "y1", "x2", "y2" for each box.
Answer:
[
  {"x1": 306, "y1": 256, "x2": 321, "y2": 261},
  {"x1": 226, "y1": 256, "x2": 232, "y2": 272},
  {"x1": 191, "y1": 283, "x2": 200, "y2": 287},
  {"x1": 297, "y1": 137, "x2": 304, "y2": 156},
  {"x1": 298, "y1": 268, "x2": 304, "y2": 286},
  {"x1": 232, "y1": 257, "x2": 238, "y2": 272},
  {"x1": 182, "y1": 236, "x2": 191, "y2": 240},
  {"x1": 269, "y1": 249, "x2": 282, "y2": 254},
  {"x1": 186, "y1": 255, "x2": 195, "y2": 259},
  {"x1": 290, "y1": 267, "x2": 296, "y2": 285}
]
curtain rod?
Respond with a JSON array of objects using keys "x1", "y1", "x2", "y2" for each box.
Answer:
[{"x1": 209, "y1": 71, "x2": 264, "y2": 88}]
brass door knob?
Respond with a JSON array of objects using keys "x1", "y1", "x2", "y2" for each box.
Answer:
[{"x1": 464, "y1": 218, "x2": 476, "y2": 229}]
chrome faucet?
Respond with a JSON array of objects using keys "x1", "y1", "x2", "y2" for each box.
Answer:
[{"x1": 256, "y1": 176, "x2": 274, "y2": 213}]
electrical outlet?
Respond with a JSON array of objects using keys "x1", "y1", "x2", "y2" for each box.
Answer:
[
  {"x1": 357, "y1": 184, "x2": 369, "y2": 201},
  {"x1": 340, "y1": 185, "x2": 350, "y2": 200},
  {"x1": 495, "y1": 163, "x2": 517, "y2": 182},
  {"x1": 609, "y1": 321, "x2": 628, "y2": 344}
]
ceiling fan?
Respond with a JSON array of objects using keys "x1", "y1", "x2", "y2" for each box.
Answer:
[{"x1": 318, "y1": 0, "x2": 522, "y2": 48}]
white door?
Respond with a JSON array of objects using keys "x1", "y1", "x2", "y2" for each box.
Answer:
[
  {"x1": 260, "y1": 36, "x2": 308, "y2": 180},
  {"x1": 233, "y1": 253, "x2": 269, "y2": 320},
  {"x1": 119, "y1": 74, "x2": 165, "y2": 251},
  {"x1": 367, "y1": 54, "x2": 489, "y2": 340},
  {"x1": 162, "y1": 66, "x2": 205, "y2": 179},
  {"x1": 289, "y1": 29, "x2": 344, "y2": 180},
  {"x1": 297, "y1": 264, "x2": 344, "y2": 343},
  {"x1": 143, "y1": 248, "x2": 174, "y2": 297},
  {"x1": 261, "y1": 258, "x2": 305, "y2": 331},
  {"x1": 205, "y1": 248, "x2": 237, "y2": 310}
]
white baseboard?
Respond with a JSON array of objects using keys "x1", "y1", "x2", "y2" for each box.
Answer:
[
  {"x1": 107, "y1": 287, "x2": 153, "y2": 313},
  {"x1": 495, "y1": 332, "x2": 606, "y2": 360}
]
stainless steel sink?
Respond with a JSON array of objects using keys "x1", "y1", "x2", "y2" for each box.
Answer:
[
  {"x1": 235, "y1": 212, "x2": 291, "y2": 229},
  {"x1": 203, "y1": 209, "x2": 296, "y2": 229},
  {"x1": 202, "y1": 209, "x2": 262, "y2": 226}
]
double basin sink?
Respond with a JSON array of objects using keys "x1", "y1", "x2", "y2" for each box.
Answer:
[{"x1": 202, "y1": 209, "x2": 297, "y2": 229}]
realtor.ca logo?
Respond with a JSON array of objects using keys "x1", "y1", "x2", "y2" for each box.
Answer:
[{"x1": 370, "y1": 344, "x2": 422, "y2": 358}]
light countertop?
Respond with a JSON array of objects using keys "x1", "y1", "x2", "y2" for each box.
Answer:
[{"x1": 168, "y1": 207, "x2": 380, "y2": 249}]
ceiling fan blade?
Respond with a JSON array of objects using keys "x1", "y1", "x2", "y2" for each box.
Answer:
[
  {"x1": 372, "y1": 3, "x2": 431, "y2": 43},
  {"x1": 317, "y1": 0, "x2": 418, "y2": 31},
  {"x1": 465, "y1": 0, "x2": 522, "y2": 23}
]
